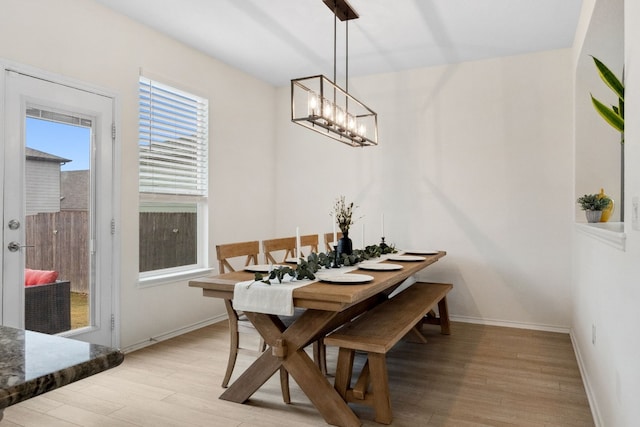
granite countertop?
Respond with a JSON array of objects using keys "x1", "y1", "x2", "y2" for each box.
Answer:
[{"x1": 0, "y1": 325, "x2": 124, "y2": 412}]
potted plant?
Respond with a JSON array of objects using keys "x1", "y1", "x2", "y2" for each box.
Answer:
[
  {"x1": 590, "y1": 55, "x2": 624, "y2": 220},
  {"x1": 577, "y1": 193, "x2": 612, "y2": 223},
  {"x1": 332, "y1": 196, "x2": 358, "y2": 255}
]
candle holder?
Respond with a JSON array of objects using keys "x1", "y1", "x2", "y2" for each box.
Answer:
[
  {"x1": 379, "y1": 237, "x2": 388, "y2": 253},
  {"x1": 332, "y1": 245, "x2": 341, "y2": 268}
]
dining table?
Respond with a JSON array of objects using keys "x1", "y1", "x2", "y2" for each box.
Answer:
[{"x1": 189, "y1": 250, "x2": 446, "y2": 427}]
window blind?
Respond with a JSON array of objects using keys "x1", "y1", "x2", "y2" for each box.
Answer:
[{"x1": 139, "y1": 77, "x2": 208, "y2": 196}]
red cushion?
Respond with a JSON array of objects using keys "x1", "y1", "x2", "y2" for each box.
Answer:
[{"x1": 24, "y1": 269, "x2": 59, "y2": 286}]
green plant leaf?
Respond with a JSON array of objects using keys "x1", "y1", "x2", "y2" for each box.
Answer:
[
  {"x1": 591, "y1": 94, "x2": 624, "y2": 133},
  {"x1": 591, "y1": 56, "x2": 624, "y2": 101}
]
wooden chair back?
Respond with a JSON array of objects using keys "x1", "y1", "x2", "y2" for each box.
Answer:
[
  {"x1": 262, "y1": 237, "x2": 296, "y2": 264},
  {"x1": 324, "y1": 231, "x2": 344, "y2": 252},
  {"x1": 216, "y1": 240, "x2": 260, "y2": 273},
  {"x1": 299, "y1": 234, "x2": 319, "y2": 257}
]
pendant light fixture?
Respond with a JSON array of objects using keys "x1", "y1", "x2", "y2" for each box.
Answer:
[{"x1": 291, "y1": 0, "x2": 378, "y2": 147}]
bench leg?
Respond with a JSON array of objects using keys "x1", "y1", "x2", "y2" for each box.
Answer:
[
  {"x1": 438, "y1": 296, "x2": 451, "y2": 335},
  {"x1": 352, "y1": 359, "x2": 370, "y2": 400},
  {"x1": 334, "y1": 347, "x2": 355, "y2": 399},
  {"x1": 408, "y1": 325, "x2": 428, "y2": 343},
  {"x1": 369, "y1": 352, "x2": 392, "y2": 424},
  {"x1": 422, "y1": 297, "x2": 452, "y2": 335}
]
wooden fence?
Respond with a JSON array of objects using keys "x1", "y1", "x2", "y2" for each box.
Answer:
[
  {"x1": 139, "y1": 212, "x2": 197, "y2": 272},
  {"x1": 25, "y1": 211, "x2": 89, "y2": 293},
  {"x1": 25, "y1": 211, "x2": 197, "y2": 290}
]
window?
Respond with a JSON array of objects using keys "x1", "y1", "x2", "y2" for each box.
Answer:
[{"x1": 138, "y1": 77, "x2": 208, "y2": 280}]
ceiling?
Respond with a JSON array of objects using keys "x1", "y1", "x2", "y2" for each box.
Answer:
[{"x1": 94, "y1": 0, "x2": 583, "y2": 87}]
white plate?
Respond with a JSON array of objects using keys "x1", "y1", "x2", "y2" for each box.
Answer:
[
  {"x1": 388, "y1": 255, "x2": 426, "y2": 262},
  {"x1": 403, "y1": 249, "x2": 439, "y2": 255},
  {"x1": 317, "y1": 273, "x2": 374, "y2": 284},
  {"x1": 358, "y1": 263, "x2": 403, "y2": 271},
  {"x1": 244, "y1": 264, "x2": 285, "y2": 273}
]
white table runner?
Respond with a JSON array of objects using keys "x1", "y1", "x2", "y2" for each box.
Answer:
[
  {"x1": 233, "y1": 277, "x2": 314, "y2": 316},
  {"x1": 233, "y1": 262, "x2": 369, "y2": 316}
]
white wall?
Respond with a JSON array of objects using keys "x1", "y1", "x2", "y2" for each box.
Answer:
[
  {"x1": 571, "y1": 0, "x2": 640, "y2": 425},
  {"x1": 0, "y1": 0, "x2": 278, "y2": 349},
  {"x1": 275, "y1": 49, "x2": 575, "y2": 330}
]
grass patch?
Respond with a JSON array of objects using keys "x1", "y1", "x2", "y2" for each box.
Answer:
[{"x1": 71, "y1": 292, "x2": 89, "y2": 329}]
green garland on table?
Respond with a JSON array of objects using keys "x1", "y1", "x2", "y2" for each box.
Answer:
[{"x1": 254, "y1": 243, "x2": 397, "y2": 284}]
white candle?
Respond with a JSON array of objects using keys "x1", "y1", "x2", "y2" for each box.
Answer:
[
  {"x1": 333, "y1": 214, "x2": 337, "y2": 244},
  {"x1": 381, "y1": 213, "x2": 385, "y2": 237},
  {"x1": 362, "y1": 223, "x2": 365, "y2": 249},
  {"x1": 296, "y1": 226, "x2": 301, "y2": 258}
]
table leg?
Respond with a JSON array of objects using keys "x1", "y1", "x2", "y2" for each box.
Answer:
[
  {"x1": 222, "y1": 310, "x2": 362, "y2": 427},
  {"x1": 284, "y1": 348, "x2": 361, "y2": 427},
  {"x1": 219, "y1": 348, "x2": 282, "y2": 403}
]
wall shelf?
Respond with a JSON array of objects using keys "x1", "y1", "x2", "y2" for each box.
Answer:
[{"x1": 575, "y1": 222, "x2": 626, "y2": 251}]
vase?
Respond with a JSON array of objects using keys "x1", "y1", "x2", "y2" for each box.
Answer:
[
  {"x1": 598, "y1": 188, "x2": 614, "y2": 222},
  {"x1": 337, "y1": 231, "x2": 353, "y2": 256},
  {"x1": 585, "y1": 210, "x2": 602, "y2": 223}
]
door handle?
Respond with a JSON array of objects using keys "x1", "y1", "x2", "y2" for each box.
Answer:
[{"x1": 7, "y1": 241, "x2": 34, "y2": 252}]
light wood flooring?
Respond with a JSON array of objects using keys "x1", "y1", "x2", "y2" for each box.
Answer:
[{"x1": 2, "y1": 321, "x2": 594, "y2": 426}]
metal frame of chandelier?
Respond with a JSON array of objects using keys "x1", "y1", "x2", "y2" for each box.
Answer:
[{"x1": 290, "y1": 0, "x2": 378, "y2": 147}]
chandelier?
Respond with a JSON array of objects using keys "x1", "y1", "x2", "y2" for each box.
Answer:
[{"x1": 291, "y1": 0, "x2": 378, "y2": 147}]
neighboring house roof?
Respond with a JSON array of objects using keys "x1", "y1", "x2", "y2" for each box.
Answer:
[
  {"x1": 25, "y1": 147, "x2": 72, "y2": 164},
  {"x1": 61, "y1": 170, "x2": 89, "y2": 211}
]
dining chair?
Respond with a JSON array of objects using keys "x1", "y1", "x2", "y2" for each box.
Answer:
[
  {"x1": 216, "y1": 240, "x2": 291, "y2": 402},
  {"x1": 299, "y1": 234, "x2": 319, "y2": 257},
  {"x1": 262, "y1": 236, "x2": 297, "y2": 263},
  {"x1": 324, "y1": 231, "x2": 344, "y2": 252},
  {"x1": 263, "y1": 235, "x2": 328, "y2": 375}
]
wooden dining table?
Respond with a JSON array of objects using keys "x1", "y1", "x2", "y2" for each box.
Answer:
[{"x1": 189, "y1": 251, "x2": 446, "y2": 427}]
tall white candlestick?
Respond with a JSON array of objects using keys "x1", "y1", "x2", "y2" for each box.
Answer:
[
  {"x1": 381, "y1": 213, "x2": 385, "y2": 237},
  {"x1": 296, "y1": 226, "x2": 301, "y2": 258},
  {"x1": 362, "y1": 223, "x2": 365, "y2": 249},
  {"x1": 333, "y1": 214, "x2": 337, "y2": 244}
]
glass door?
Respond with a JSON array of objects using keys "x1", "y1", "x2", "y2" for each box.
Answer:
[
  {"x1": 2, "y1": 68, "x2": 115, "y2": 346},
  {"x1": 25, "y1": 114, "x2": 92, "y2": 332}
]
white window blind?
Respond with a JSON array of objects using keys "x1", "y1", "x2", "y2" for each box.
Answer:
[{"x1": 139, "y1": 77, "x2": 208, "y2": 196}]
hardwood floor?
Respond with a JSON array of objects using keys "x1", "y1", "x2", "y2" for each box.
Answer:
[{"x1": 2, "y1": 322, "x2": 594, "y2": 426}]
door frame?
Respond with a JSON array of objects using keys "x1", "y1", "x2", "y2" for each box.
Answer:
[{"x1": 0, "y1": 59, "x2": 121, "y2": 347}]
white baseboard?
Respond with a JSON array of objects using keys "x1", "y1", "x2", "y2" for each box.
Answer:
[
  {"x1": 570, "y1": 329, "x2": 603, "y2": 427},
  {"x1": 450, "y1": 315, "x2": 571, "y2": 334},
  {"x1": 121, "y1": 314, "x2": 227, "y2": 354}
]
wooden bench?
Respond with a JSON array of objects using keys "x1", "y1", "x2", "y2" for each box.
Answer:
[{"x1": 324, "y1": 282, "x2": 452, "y2": 424}]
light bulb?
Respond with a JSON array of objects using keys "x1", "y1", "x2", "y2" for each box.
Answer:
[
  {"x1": 308, "y1": 92, "x2": 318, "y2": 116},
  {"x1": 322, "y1": 98, "x2": 334, "y2": 122},
  {"x1": 347, "y1": 114, "x2": 356, "y2": 133},
  {"x1": 335, "y1": 106, "x2": 345, "y2": 128}
]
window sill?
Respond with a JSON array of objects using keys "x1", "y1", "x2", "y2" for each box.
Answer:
[
  {"x1": 138, "y1": 267, "x2": 215, "y2": 288},
  {"x1": 575, "y1": 222, "x2": 626, "y2": 251}
]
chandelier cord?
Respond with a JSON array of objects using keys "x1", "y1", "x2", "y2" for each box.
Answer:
[
  {"x1": 333, "y1": 3, "x2": 337, "y2": 84},
  {"x1": 346, "y1": 19, "x2": 349, "y2": 93}
]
